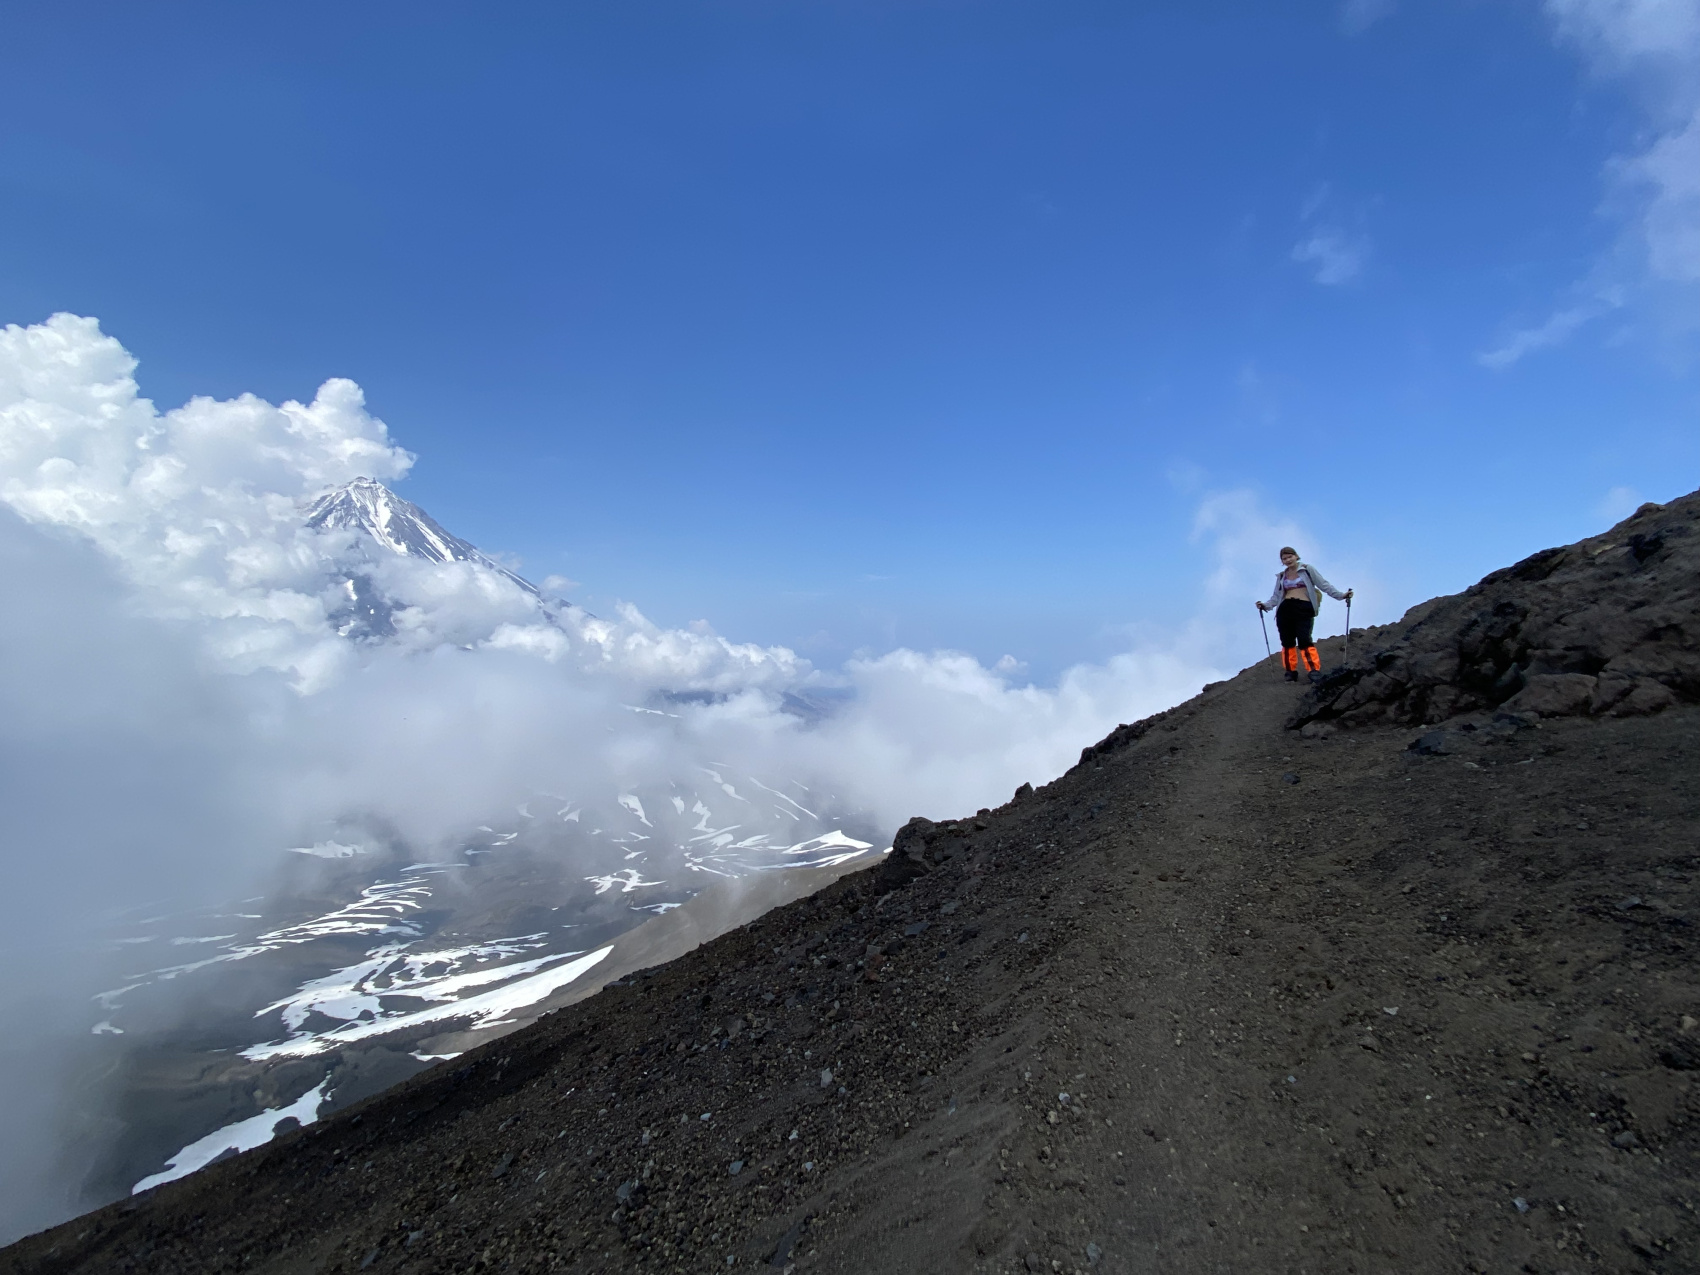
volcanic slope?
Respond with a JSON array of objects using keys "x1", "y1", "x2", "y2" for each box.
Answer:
[{"x1": 7, "y1": 496, "x2": 1699, "y2": 1275}]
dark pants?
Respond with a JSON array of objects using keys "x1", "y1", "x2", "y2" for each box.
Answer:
[
  {"x1": 1275, "y1": 598, "x2": 1315, "y2": 649},
  {"x1": 1275, "y1": 598, "x2": 1320, "y2": 673}
]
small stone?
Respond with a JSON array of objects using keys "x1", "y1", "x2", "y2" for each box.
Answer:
[
  {"x1": 1612, "y1": 1130, "x2": 1641, "y2": 1149},
  {"x1": 615, "y1": 1180, "x2": 634, "y2": 1202},
  {"x1": 1682, "y1": 1015, "x2": 1698, "y2": 1034},
  {"x1": 1281, "y1": 772, "x2": 1300, "y2": 785},
  {"x1": 1616, "y1": 896, "x2": 1645, "y2": 911},
  {"x1": 1359, "y1": 1035, "x2": 1380, "y2": 1052},
  {"x1": 491, "y1": 1152, "x2": 514, "y2": 1179},
  {"x1": 1512, "y1": 1196, "x2": 1529, "y2": 1213},
  {"x1": 819, "y1": 1069, "x2": 833, "y2": 1088},
  {"x1": 728, "y1": 1160, "x2": 744, "y2": 1176},
  {"x1": 1024, "y1": 1255, "x2": 1044, "y2": 1273},
  {"x1": 1086, "y1": 1242, "x2": 1102, "y2": 1265}
]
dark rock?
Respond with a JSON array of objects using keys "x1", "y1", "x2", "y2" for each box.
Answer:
[
  {"x1": 769, "y1": 1215, "x2": 810, "y2": 1265},
  {"x1": 1506, "y1": 673, "x2": 1596, "y2": 717},
  {"x1": 1290, "y1": 492, "x2": 1700, "y2": 732},
  {"x1": 491, "y1": 1152, "x2": 513, "y2": 1179},
  {"x1": 1281, "y1": 773, "x2": 1300, "y2": 785},
  {"x1": 1658, "y1": 1039, "x2": 1700, "y2": 1071},
  {"x1": 878, "y1": 817, "x2": 936, "y2": 888},
  {"x1": 1407, "y1": 732, "x2": 1451, "y2": 756},
  {"x1": 1629, "y1": 532, "x2": 1664, "y2": 564}
]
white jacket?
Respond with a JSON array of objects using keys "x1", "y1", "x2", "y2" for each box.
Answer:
[{"x1": 1264, "y1": 563, "x2": 1348, "y2": 612}]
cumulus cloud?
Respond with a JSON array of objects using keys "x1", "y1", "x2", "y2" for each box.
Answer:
[
  {"x1": 0, "y1": 315, "x2": 1355, "y2": 1238},
  {"x1": 1484, "y1": 0, "x2": 1700, "y2": 364}
]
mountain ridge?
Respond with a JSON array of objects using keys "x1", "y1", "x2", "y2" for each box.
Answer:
[
  {"x1": 6, "y1": 493, "x2": 1697, "y2": 1274},
  {"x1": 304, "y1": 478, "x2": 541, "y2": 597}
]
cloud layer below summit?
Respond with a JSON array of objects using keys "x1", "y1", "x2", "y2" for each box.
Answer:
[{"x1": 0, "y1": 313, "x2": 1316, "y2": 841}]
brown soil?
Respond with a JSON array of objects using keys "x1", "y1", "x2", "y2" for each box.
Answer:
[{"x1": 4, "y1": 500, "x2": 1698, "y2": 1275}]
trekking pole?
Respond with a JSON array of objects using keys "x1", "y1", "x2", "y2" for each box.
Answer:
[
  {"x1": 1258, "y1": 605, "x2": 1272, "y2": 659},
  {"x1": 1343, "y1": 595, "x2": 1352, "y2": 664}
]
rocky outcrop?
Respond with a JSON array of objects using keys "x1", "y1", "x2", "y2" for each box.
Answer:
[{"x1": 1292, "y1": 492, "x2": 1700, "y2": 731}]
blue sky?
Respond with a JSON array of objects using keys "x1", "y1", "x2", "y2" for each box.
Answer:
[{"x1": 3, "y1": 0, "x2": 1695, "y2": 679}]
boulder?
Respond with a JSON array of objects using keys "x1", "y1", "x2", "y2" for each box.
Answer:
[
  {"x1": 1290, "y1": 493, "x2": 1700, "y2": 732},
  {"x1": 1504, "y1": 673, "x2": 1597, "y2": 717}
]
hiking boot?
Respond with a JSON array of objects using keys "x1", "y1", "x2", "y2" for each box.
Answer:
[{"x1": 1284, "y1": 671, "x2": 1299, "y2": 682}]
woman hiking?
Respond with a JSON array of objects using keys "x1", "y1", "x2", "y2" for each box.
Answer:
[{"x1": 1257, "y1": 547, "x2": 1352, "y2": 682}]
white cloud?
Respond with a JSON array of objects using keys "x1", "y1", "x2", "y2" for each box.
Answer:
[
  {"x1": 1291, "y1": 229, "x2": 1369, "y2": 285},
  {"x1": 1546, "y1": 0, "x2": 1700, "y2": 69},
  {"x1": 1596, "y1": 483, "x2": 1644, "y2": 522},
  {"x1": 1339, "y1": 0, "x2": 1398, "y2": 36},
  {"x1": 1616, "y1": 105, "x2": 1700, "y2": 282},
  {"x1": 1477, "y1": 302, "x2": 1607, "y2": 368},
  {"x1": 1291, "y1": 184, "x2": 1372, "y2": 285},
  {"x1": 1488, "y1": 1, "x2": 1700, "y2": 362}
]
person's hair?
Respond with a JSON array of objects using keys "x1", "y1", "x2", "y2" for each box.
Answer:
[{"x1": 1279, "y1": 546, "x2": 1298, "y2": 557}]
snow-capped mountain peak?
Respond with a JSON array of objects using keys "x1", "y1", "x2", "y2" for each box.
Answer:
[{"x1": 304, "y1": 477, "x2": 537, "y2": 595}]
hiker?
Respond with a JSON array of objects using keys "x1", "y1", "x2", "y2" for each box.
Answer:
[{"x1": 1257, "y1": 547, "x2": 1352, "y2": 682}]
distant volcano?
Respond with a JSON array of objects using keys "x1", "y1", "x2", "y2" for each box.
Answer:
[{"x1": 303, "y1": 478, "x2": 544, "y2": 640}]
